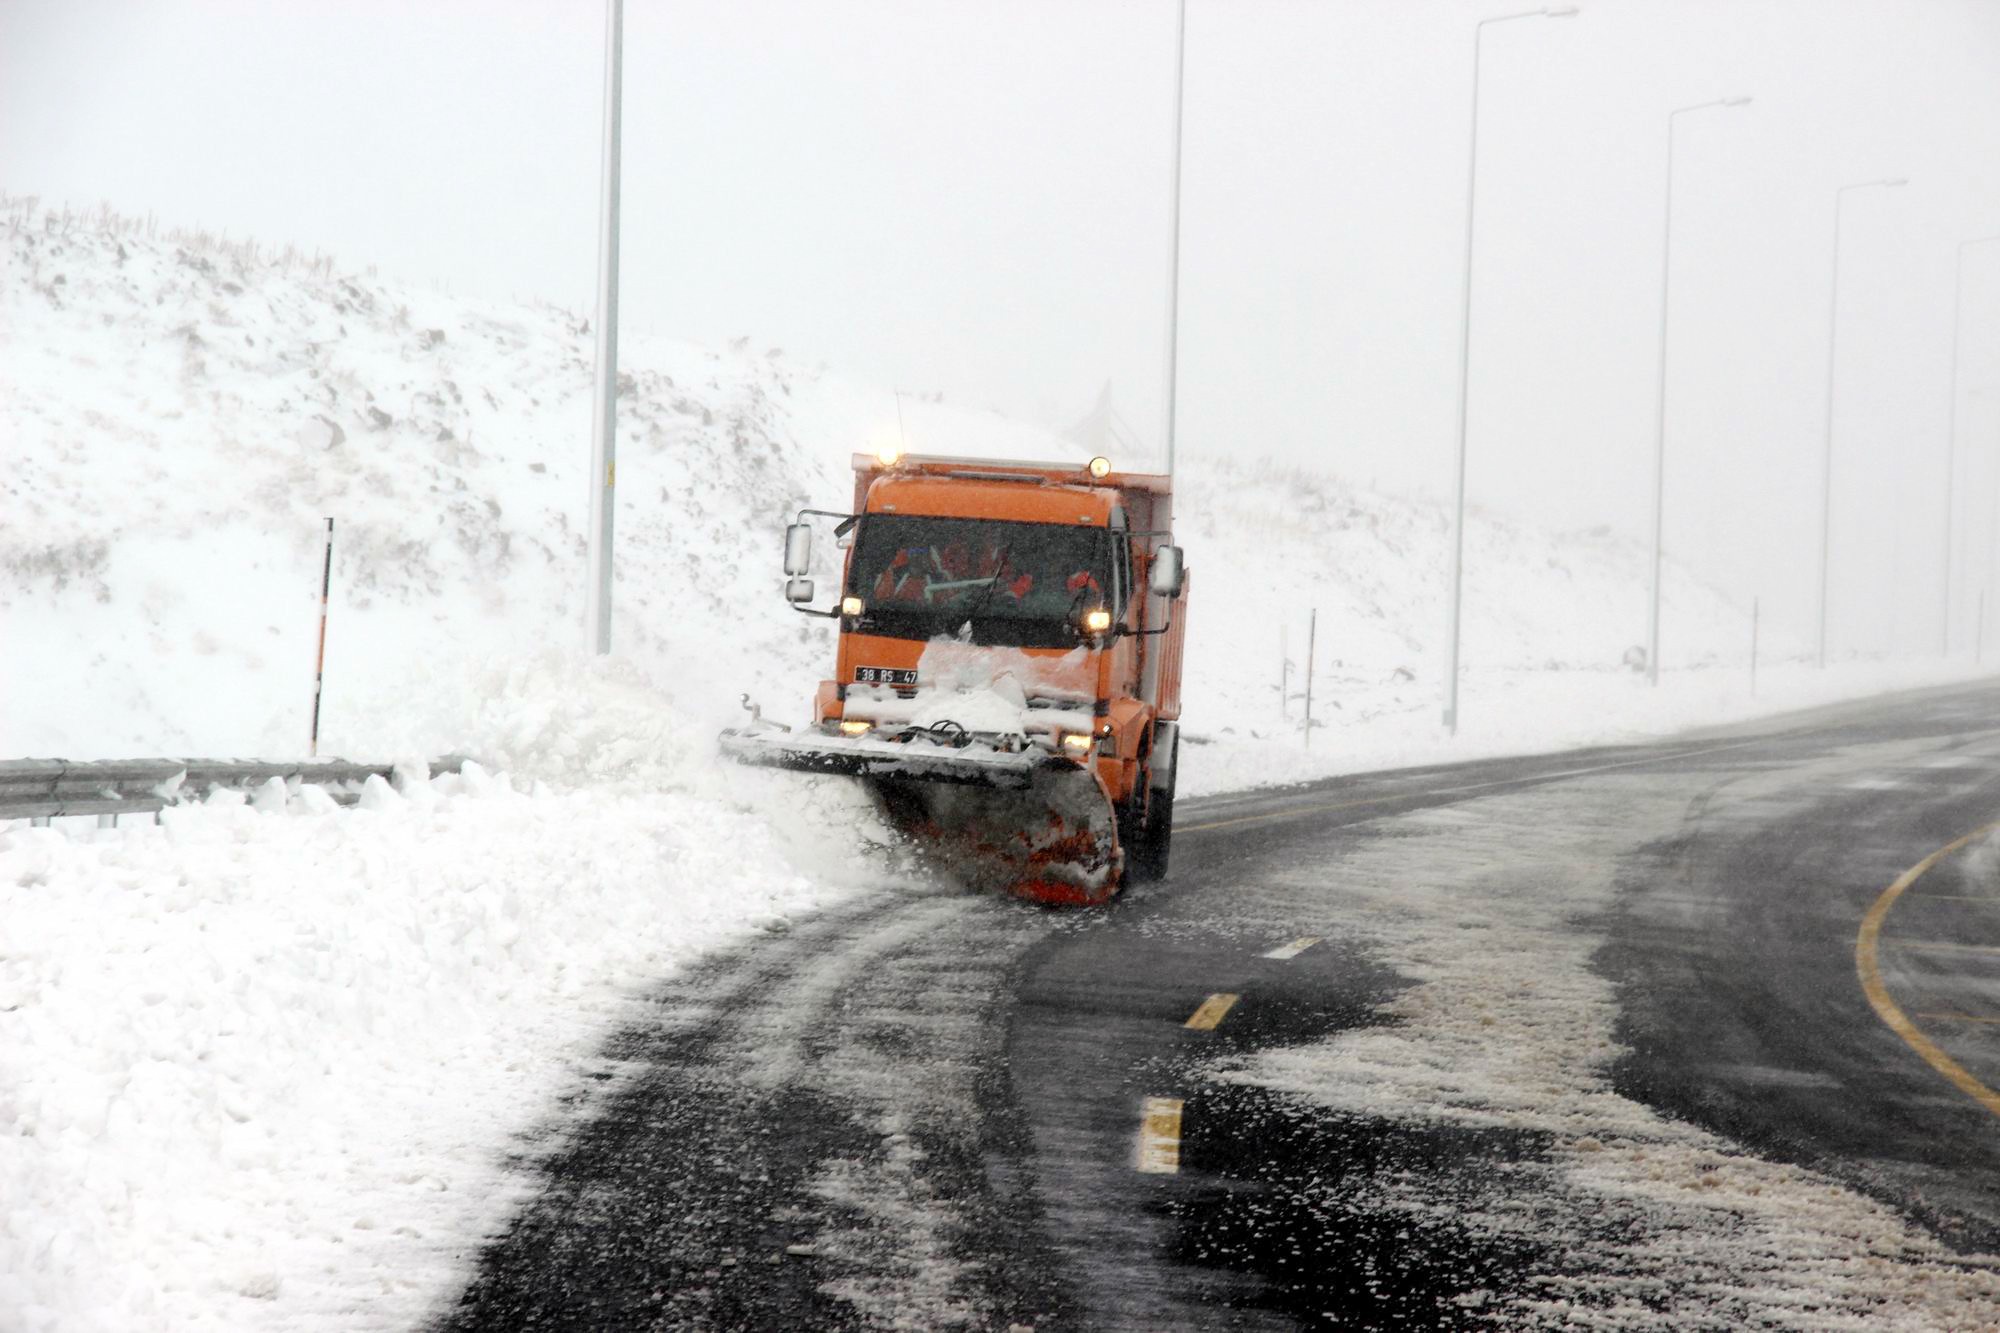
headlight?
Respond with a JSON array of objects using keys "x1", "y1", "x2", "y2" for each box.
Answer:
[
  {"x1": 875, "y1": 440, "x2": 904, "y2": 466},
  {"x1": 839, "y1": 719, "x2": 872, "y2": 737},
  {"x1": 1083, "y1": 608, "x2": 1112, "y2": 634},
  {"x1": 841, "y1": 595, "x2": 864, "y2": 617},
  {"x1": 1087, "y1": 455, "x2": 1112, "y2": 478},
  {"x1": 1060, "y1": 732, "x2": 1094, "y2": 755}
]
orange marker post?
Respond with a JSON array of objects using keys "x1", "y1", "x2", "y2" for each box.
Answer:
[{"x1": 310, "y1": 518, "x2": 334, "y2": 756}]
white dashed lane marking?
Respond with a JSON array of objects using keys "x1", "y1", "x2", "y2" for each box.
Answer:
[{"x1": 1261, "y1": 936, "x2": 1321, "y2": 961}]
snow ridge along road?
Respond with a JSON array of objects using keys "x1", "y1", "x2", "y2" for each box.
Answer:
[{"x1": 445, "y1": 678, "x2": 2000, "y2": 1330}]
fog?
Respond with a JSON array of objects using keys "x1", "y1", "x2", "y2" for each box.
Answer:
[{"x1": 6, "y1": 0, "x2": 2000, "y2": 656}]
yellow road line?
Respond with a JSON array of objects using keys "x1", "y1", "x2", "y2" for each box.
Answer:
[
  {"x1": 1916, "y1": 1012, "x2": 2000, "y2": 1026},
  {"x1": 1135, "y1": 1097, "x2": 1184, "y2": 1174},
  {"x1": 1262, "y1": 936, "x2": 1321, "y2": 960},
  {"x1": 1184, "y1": 993, "x2": 1240, "y2": 1031},
  {"x1": 1179, "y1": 739, "x2": 1764, "y2": 835},
  {"x1": 1855, "y1": 820, "x2": 2000, "y2": 1121}
]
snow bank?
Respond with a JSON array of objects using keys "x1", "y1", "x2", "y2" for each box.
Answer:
[
  {"x1": 0, "y1": 663, "x2": 888, "y2": 1332},
  {"x1": 1176, "y1": 654, "x2": 1995, "y2": 797}
]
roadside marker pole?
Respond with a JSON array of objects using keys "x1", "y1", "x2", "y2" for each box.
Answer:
[
  {"x1": 1303, "y1": 608, "x2": 1317, "y2": 749},
  {"x1": 1279, "y1": 622, "x2": 1290, "y2": 720},
  {"x1": 1750, "y1": 596, "x2": 1759, "y2": 698},
  {"x1": 310, "y1": 517, "x2": 334, "y2": 757}
]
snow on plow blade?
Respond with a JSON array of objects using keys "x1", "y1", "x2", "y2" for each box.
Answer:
[
  {"x1": 718, "y1": 726, "x2": 1050, "y2": 788},
  {"x1": 718, "y1": 727, "x2": 1123, "y2": 905}
]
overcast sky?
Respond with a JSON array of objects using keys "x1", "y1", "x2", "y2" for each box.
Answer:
[{"x1": 7, "y1": 0, "x2": 2000, "y2": 656}]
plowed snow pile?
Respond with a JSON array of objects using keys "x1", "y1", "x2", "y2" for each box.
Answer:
[{"x1": 0, "y1": 656, "x2": 904, "y2": 1331}]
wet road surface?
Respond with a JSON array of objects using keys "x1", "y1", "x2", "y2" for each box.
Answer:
[{"x1": 443, "y1": 680, "x2": 2000, "y2": 1329}]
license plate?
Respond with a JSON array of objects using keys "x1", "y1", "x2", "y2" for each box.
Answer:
[{"x1": 855, "y1": 666, "x2": 919, "y2": 687}]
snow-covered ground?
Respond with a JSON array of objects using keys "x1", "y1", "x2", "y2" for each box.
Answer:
[
  {"x1": 4, "y1": 196, "x2": 1992, "y2": 1329},
  {"x1": 0, "y1": 658, "x2": 896, "y2": 1331}
]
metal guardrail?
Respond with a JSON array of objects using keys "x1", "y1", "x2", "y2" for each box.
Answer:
[{"x1": 0, "y1": 756, "x2": 471, "y2": 825}]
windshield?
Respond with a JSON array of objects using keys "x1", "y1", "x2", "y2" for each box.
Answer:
[{"x1": 846, "y1": 514, "x2": 1112, "y2": 648}]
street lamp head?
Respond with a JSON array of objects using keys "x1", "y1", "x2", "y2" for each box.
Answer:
[
  {"x1": 1723, "y1": 96, "x2": 1753, "y2": 107},
  {"x1": 1841, "y1": 175, "x2": 1910, "y2": 196},
  {"x1": 1542, "y1": 5, "x2": 1580, "y2": 15}
]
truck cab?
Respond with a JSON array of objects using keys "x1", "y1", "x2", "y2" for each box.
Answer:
[{"x1": 732, "y1": 448, "x2": 1189, "y2": 900}]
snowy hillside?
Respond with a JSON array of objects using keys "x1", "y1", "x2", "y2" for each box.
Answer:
[
  {"x1": 3, "y1": 195, "x2": 858, "y2": 764},
  {"x1": 3, "y1": 195, "x2": 1807, "y2": 787}
]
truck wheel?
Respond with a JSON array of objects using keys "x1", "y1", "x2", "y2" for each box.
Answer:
[
  {"x1": 1116, "y1": 800, "x2": 1146, "y2": 883},
  {"x1": 1129, "y1": 730, "x2": 1178, "y2": 883}
]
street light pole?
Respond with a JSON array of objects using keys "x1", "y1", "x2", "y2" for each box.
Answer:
[
  {"x1": 1646, "y1": 96, "x2": 1749, "y2": 688},
  {"x1": 1816, "y1": 176, "x2": 1907, "y2": 669},
  {"x1": 585, "y1": 0, "x2": 624, "y2": 655},
  {"x1": 1442, "y1": 5, "x2": 1577, "y2": 736},
  {"x1": 1988, "y1": 410, "x2": 2000, "y2": 664},
  {"x1": 1162, "y1": 0, "x2": 1187, "y2": 477},
  {"x1": 1943, "y1": 232, "x2": 2000, "y2": 656}
]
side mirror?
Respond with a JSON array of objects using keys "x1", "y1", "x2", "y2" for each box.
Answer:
[
  {"x1": 785, "y1": 577, "x2": 815, "y2": 604},
  {"x1": 1149, "y1": 545, "x2": 1185, "y2": 599},
  {"x1": 783, "y1": 523, "x2": 813, "y2": 576}
]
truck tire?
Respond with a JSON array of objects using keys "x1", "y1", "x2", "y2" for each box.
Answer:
[{"x1": 1127, "y1": 728, "x2": 1178, "y2": 883}]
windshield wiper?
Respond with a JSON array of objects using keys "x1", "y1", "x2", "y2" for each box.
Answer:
[
  {"x1": 1060, "y1": 579, "x2": 1096, "y2": 637},
  {"x1": 1059, "y1": 531, "x2": 1112, "y2": 636},
  {"x1": 957, "y1": 543, "x2": 1013, "y2": 627}
]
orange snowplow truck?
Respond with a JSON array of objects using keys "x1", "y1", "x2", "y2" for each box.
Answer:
[{"x1": 719, "y1": 450, "x2": 1189, "y2": 904}]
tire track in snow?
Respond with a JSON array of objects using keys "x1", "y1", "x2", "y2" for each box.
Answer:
[{"x1": 445, "y1": 881, "x2": 1082, "y2": 1330}]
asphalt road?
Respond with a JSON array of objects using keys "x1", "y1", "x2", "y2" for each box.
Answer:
[{"x1": 441, "y1": 680, "x2": 2000, "y2": 1330}]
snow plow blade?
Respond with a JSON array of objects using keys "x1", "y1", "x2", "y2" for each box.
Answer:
[
  {"x1": 718, "y1": 725, "x2": 1051, "y2": 789},
  {"x1": 718, "y1": 727, "x2": 1123, "y2": 905}
]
